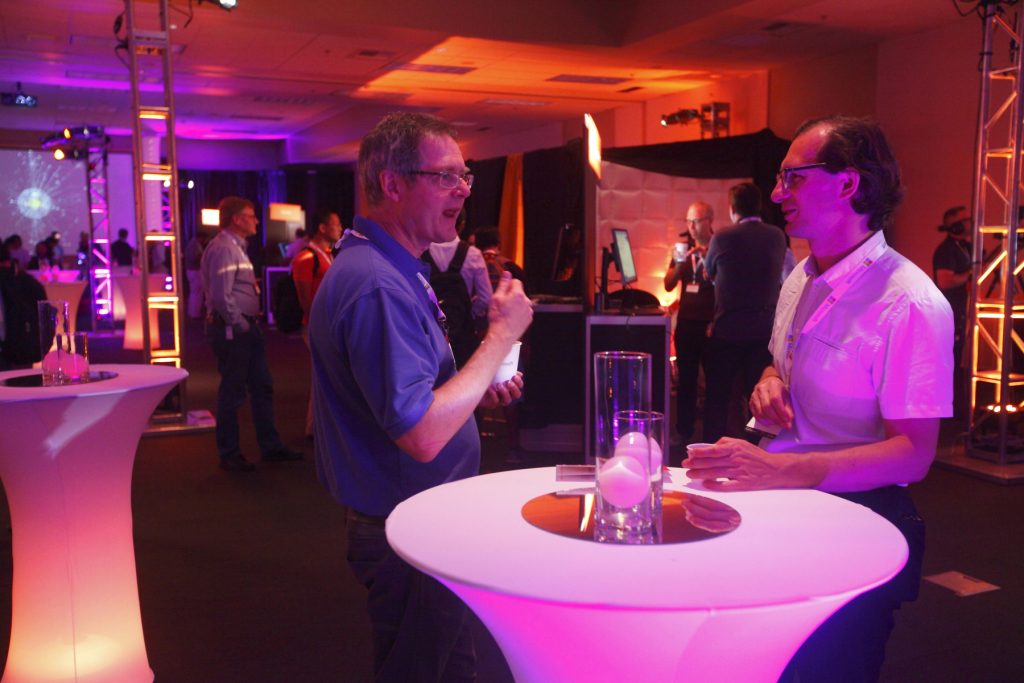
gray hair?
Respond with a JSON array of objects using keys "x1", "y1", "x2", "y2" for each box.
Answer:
[{"x1": 358, "y1": 112, "x2": 458, "y2": 206}]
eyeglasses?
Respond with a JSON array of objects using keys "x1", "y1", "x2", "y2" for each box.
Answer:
[
  {"x1": 686, "y1": 217, "x2": 709, "y2": 225},
  {"x1": 775, "y1": 162, "x2": 829, "y2": 191},
  {"x1": 411, "y1": 170, "x2": 474, "y2": 189}
]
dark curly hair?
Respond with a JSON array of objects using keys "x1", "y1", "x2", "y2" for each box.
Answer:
[{"x1": 794, "y1": 116, "x2": 903, "y2": 232}]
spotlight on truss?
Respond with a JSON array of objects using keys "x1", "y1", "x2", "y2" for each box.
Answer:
[
  {"x1": 660, "y1": 109, "x2": 700, "y2": 127},
  {"x1": 199, "y1": 0, "x2": 237, "y2": 10}
]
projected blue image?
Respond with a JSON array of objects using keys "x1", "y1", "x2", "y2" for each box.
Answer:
[{"x1": 1, "y1": 150, "x2": 88, "y2": 248}]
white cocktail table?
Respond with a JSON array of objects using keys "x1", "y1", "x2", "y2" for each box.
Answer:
[
  {"x1": 0, "y1": 364, "x2": 187, "y2": 683},
  {"x1": 387, "y1": 467, "x2": 908, "y2": 683}
]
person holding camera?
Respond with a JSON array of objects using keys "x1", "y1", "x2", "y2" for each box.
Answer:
[
  {"x1": 664, "y1": 200, "x2": 715, "y2": 446},
  {"x1": 932, "y1": 206, "x2": 971, "y2": 372}
]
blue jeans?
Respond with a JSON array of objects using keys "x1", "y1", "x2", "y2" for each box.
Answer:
[
  {"x1": 207, "y1": 321, "x2": 283, "y2": 458},
  {"x1": 346, "y1": 510, "x2": 476, "y2": 683}
]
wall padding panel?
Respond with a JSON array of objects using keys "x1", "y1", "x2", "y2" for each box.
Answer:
[{"x1": 597, "y1": 162, "x2": 749, "y2": 304}]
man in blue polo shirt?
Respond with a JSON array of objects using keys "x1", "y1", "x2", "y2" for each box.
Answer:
[{"x1": 308, "y1": 112, "x2": 533, "y2": 682}]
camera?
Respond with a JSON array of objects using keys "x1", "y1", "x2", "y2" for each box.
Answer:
[{"x1": 939, "y1": 220, "x2": 968, "y2": 236}]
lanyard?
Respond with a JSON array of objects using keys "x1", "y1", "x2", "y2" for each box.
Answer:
[
  {"x1": 783, "y1": 240, "x2": 887, "y2": 380},
  {"x1": 690, "y1": 252, "x2": 703, "y2": 283}
]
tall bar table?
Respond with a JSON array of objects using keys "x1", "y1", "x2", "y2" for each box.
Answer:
[
  {"x1": 0, "y1": 364, "x2": 187, "y2": 683},
  {"x1": 387, "y1": 467, "x2": 909, "y2": 683}
]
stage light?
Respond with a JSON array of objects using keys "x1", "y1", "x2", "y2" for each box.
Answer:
[
  {"x1": 198, "y1": 0, "x2": 237, "y2": 10},
  {"x1": 53, "y1": 149, "x2": 65, "y2": 161},
  {"x1": 660, "y1": 109, "x2": 700, "y2": 127},
  {"x1": 1, "y1": 82, "x2": 38, "y2": 108}
]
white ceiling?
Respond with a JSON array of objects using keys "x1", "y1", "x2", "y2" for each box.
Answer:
[{"x1": 0, "y1": 0, "x2": 963, "y2": 163}]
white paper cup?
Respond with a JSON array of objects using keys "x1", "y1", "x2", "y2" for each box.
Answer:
[
  {"x1": 685, "y1": 442, "x2": 714, "y2": 458},
  {"x1": 493, "y1": 341, "x2": 521, "y2": 384}
]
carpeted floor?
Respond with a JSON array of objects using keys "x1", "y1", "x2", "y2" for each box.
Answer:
[{"x1": 0, "y1": 320, "x2": 1020, "y2": 682}]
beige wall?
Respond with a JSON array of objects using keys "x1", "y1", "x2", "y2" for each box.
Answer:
[
  {"x1": 385, "y1": 18, "x2": 979, "y2": 282},
  {"x1": 767, "y1": 46, "x2": 879, "y2": 141},
  {"x1": 877, "y1": 18, "x2": 980, "y2": 272}
]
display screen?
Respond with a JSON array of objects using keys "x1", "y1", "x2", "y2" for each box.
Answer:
[
  {"x1": 0, "y1": 149, "x2": 89, "y2": 252},
  {"x1": 611, "y1": 228, "x2": 637, "y2": 286}
]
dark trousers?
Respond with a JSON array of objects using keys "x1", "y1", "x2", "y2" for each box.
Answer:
[
  {"x1": 778, "y1": 487, "x2": 926, "y2": 683},
  {"x1": 346, "y1": 511, "x2": 476, "y2": 683},
  {"x1": 674, "y1": 318, "x2": 712, "y2": 440},
  {"x1": 207, "y1": 322, "x2": 283, "y2": 459},
  {"x1": 703, "y1": 337, "x2": 772, "y2": 444}
]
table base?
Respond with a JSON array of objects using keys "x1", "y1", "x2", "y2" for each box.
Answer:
[{"x1": 448, "y1": 582, "x2": 852, "y2": 683}]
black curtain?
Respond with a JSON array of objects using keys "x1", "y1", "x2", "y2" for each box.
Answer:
[
  {"x1": 522, "y1": 138, "x2": 584, "y2": 296},
  {"x1": 178, "y1": 169, "x2": 270, "y2": 263},
  {"x1": 281, "y1": 164, "x2": 356, "y2": 232},
  {"x1": 602, "y1": 129, "x2": 791, "y2": 227},
  {"x1": 465, "y1": 156, "x2": 506, "y2": 236}
]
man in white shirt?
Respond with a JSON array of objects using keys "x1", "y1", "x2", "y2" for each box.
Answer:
[
  {"x1": 422, "y1": 236, "x2": 491, "y2": 367},
  {"x1": 685, "y1": 116, "x2": 953, "y2": 682}
]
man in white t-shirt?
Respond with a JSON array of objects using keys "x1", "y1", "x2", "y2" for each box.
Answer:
[{"x1": 685, "y1": 116, "x2": 953, "y2": 683}]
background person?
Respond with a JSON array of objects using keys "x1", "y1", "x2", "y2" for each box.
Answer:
[
  {"x1": 663, "y1": 201, "x2": 715, "y2": 446},
  {"x1": 111, "y1": 228, "x2": 135, "y2": 268},
  {"x1": 291, "y1": 209, "x2": 342, "y2": 437},
  {"x1": 702, "y1": 182, "x2": 786, "y2": 444},
  {"x1": 422, "y1": 233, "x2": 491, "y2": 369},
  {"x1": 201, "y1": 196, "x2": 302, "y2": 472}
]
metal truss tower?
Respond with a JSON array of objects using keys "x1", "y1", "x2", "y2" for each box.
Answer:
[
  {"x1": 124, "y1": 0, "x2": 186, "y2": 420},
  {"x1": 86, "y1": 142, "x2": 114, "y2": 328},
  {"x1": 968, "y1": 0, "x2": 1024, "y2": 464}
]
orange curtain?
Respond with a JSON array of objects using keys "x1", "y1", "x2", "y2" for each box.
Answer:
[{"x1": 498, "y1": 153, "x2": 524, "y2": 266}]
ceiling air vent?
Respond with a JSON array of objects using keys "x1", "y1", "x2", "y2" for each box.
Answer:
[
  {"x1": 347, "y1": 49, "x2": 398, "y2": 60},
  {"x1": 253, "y1": 95, "x2": 312, "y2": 106},
  {"x1": 229, "y1": 114, "x2": 285, "y2": 121},
  {"x1": 392, "y1": 63, "x2": 476, "y2": 75},
  {"x1": 548, "y1": 74, "x2": 629, "y2": 85}
]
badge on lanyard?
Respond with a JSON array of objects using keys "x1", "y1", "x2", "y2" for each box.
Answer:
[{"x1": 685, "y1": 282, "x2": 700, "y2": 294}]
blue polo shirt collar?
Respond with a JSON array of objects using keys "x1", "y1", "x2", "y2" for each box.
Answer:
[
  {"x1": 352, "y1": 217, "x2": 429, "y2": 274},
  {"x1": 350, "y1": 215, "x2": 435, "y2": 311}
]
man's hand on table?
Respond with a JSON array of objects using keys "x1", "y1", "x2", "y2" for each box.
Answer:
[
  {"x1": 682, "y1": 437, "x2": 824, "y2": 491},
  {"x1": 479, "y1": 371, "x2": 523, "y2": 409}
]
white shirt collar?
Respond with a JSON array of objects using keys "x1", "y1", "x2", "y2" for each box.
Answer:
[{"x1": 803, "y1": 230, "x2": 888, "y2": 285}]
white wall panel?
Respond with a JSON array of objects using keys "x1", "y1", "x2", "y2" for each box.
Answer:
[{"x1": 597, "y1": 162, "x2": 748, "y2": 305}]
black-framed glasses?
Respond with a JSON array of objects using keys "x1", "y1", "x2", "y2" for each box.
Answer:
[
  {"x1": 685, "y1": 217, "x2": 710, "y2": 226},
  {"x1": 776, "y1": 162, "x2": 829, "y2": 191},
  {"x1": 411, "y1": 170, "x2": 474, "y2": 189}
]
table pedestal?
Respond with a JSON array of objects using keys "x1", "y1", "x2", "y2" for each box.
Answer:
[
  {"x1": 451, "y1": 582, "x2": 850, "y2": 682},
  {"x1": 387, "y1": 468, "x2": 908, "y2": 683},
  {"x1": 0, "y1": 365, "x2": 186, "y2": 683}
]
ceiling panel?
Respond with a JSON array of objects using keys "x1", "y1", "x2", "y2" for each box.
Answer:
[{"x1": 0, "y1": 0, "x2": 965, "y2": 162}]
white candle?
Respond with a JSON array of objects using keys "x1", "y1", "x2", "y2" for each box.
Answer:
[
  {"x1": 615, "y1": 431, "x2": 662, "y2": 475},
  {"x1": 598, "y1": 454, "x2": 648, "y2": 508}
]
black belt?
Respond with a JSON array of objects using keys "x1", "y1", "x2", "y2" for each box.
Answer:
[
  {"x1": 346, "y1": 507, "x2": 387, "y2": 528},
  {"x1": 208, "y1": 312, "x2": 258, "y2": 326}
]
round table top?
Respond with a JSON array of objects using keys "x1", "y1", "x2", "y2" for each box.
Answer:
[
  {"x1": 386, "y1": 467, "x2": 908, "y2": 611},
  {"x1": 0, "y1": 363, "x2": 188, "y2": 404}
]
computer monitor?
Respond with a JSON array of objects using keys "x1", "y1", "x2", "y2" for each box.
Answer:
[{"x1": 611, "y1": 228, "x2": 637, "y2": 286}]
